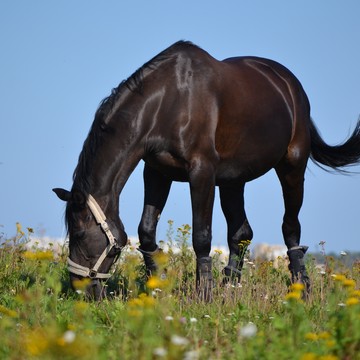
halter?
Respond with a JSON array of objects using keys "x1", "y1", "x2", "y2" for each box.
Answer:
[{"x1": 67, "y1": 194, "x2": 124, "y2": 279}]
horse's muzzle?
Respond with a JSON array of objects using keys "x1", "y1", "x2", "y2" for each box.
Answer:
[{"x1": 70, "y1": 274, "x2": 106, "y2": 301}]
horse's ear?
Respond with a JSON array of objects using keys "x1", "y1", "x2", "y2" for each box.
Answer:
[{"x1": 52, "y1": 188, "x2": 71, "y2": 202}]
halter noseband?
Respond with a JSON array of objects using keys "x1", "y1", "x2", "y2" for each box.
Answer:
[{"x1": 67, "y1": 194, "x2": 124, "y2": 279}]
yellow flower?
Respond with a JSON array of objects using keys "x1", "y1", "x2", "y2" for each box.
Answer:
[
  {"x1": 25, "y1": 330, "x2": 49, "y2": 356},
  {"x1": 285, "y1": 291, "x2": 302, "y2": 301},
  {"x1": 350, "y1": 289, "x2": 360, "y2": 297},
  {"x1": 319, "y1": 355, "x2": 339, "y2": 360},
  {"x1": 74, "y1": 301, "x2": 88, "y2": 312},
  {"x1": 318, "y1": 331, "x2": 331, "y2": 340},
  {"x1": 332, "y1": 274, "x2": 346, "y2": 282},
  {"x1": 0, "y1": 305, "x2": 18, "y2": 318},
  {"x1": 290, "y1": 283, "x2": 305, "y2": 292},
  {"x1": 342, "y1": 279, "x2": 356, "y2": 289},
  {"x1": 16, "y1": 222, "x2": 24, "y2": 236},
  {"x1": 300, "y1": 353, "x2": 317, "y2": 360},
  {"x1": 238, "y1": 240, "x2": 251, "y2": 247},
  {"x1": 146, "y1": 275, "x2": 168, "y2": 289},
  {"x1": 139, "y1": 293, "x2": 156, "y2": 308},
  {"x1": 346, "y1": 297, "x2": 359, "y2": 306},
  {"x1": 214, "y1": 249, "x2": 223, "y2": 255},
  {"x1": 304, "y1": 332, "x2": 318, "y2": 341},
  {"x1": 128, "y1": 293, "x2": 156, "y2": 309},
  {"x1": 72, "y1": 278, "x2": 91, "y2": 290},
  {"x1": 153, "y1": 251, "x2": 169, "y2": 267},
  {"x1": 128, "y1": 309, "x2": 142, "y2": 317},
  {"x1": 23, "y1": 250, "x2": 54, "y2": 261},
  {"x1": 325, "y1": 340, "x2": 336, "y2": 348}
]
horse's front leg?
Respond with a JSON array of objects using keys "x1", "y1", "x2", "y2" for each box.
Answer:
[
  {"x1": 138, "y1": 164, "x2": 172, "y2": 276},
  {"x1": 189, "y1": 159, "x2": 216, "y2": 302},
  {"x1": 219, "y1": 184, "x2": 253, "y2": 283}
]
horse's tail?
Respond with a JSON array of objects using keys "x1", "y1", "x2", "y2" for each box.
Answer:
[{"x1": 309, "y1": 117, "x2": 360, "y2": 173}]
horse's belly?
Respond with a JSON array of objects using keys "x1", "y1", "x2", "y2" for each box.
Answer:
[{"x1": 144, "y1": 151, "x2": 190, "y2": 181}]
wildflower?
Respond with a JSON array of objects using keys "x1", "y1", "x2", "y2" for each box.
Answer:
[
  {"x1": 346, "y1": 297, "x2": 359, "y2": 306},
  {"x1": 63, "y1": 330, "x2": 76, "y2": 344},
  {"x1": 147, "y1": 275, "x2": 166, "y2": 289},
  {"x1": 72, "y1": 278, "x2": 91, "y2": 291},
  {"x1": 171, "y1": 335, "x2": 189, "y2": 346},
  {"x1": 342, "y1": 279, "x2": 356, "y2": 289},
  {"x1": 340, "y1": 251, "x2": 347, "y2": 256},
  {"x1": 25, "y1": 330, "x2": 49, "y2": 356},
  {"x1": 318, "y1": 355, "x2": 339, "y2": 360},
  {"x1": 325, "y1": 340, "x2": 336, "y2": 348},
  {"x1": 214, "y1": 249, "x2": 223, "y2": 255},
  {"x1": 153, "y1": 347, "x2": 167, "y2": 357},
  {"x1": 300, "y1": 353, "x2": 317, "y2": 360},
  {"x1": 290, "y1": 283, "x2": 305, "y2": 292},
  {"x1": 165, "y1": 315, "x2": 174, "y2": 321},
  {"x1": 304, "y1": 332, "x2": 318, "y2": 341},
  {"x1": 16, "y1": 222, "x2": 25, "y2": 236},
  {"x1": 57, "y1": 330, "x2": 76, "y2": 346},
  {"x1": 23, "y1": 250, "x2": 54, "y2": 261},
  {"x1": 239, "y1": 322, "x2": 257, "y2": 338},
  {"x1": 0, "y1": 305, "x2": 18, "y2": 318},
  {"x1": 190, "y1": 317, "x2": 197, "y2": 323},
  {"x1": 128, "y1": 309, "x2": 141, "y2": 317},
  {"x1": 318, "y1": 331, "x2": 331, "y2": 340},
  {"x1": 153, "y1": 251, "x2": 169, "y2": 267},
  {"x1": 285, "y1": 291, "x2": 302, "y2": 301},
  {"x1": 74, "y1": 301, "x2": 88, "y2": 312},
  {"x1": 238, "y1": 239, "x2": 251, "y2": 247},
  {"x1": 138, "y1": 293, "x2": 156, "y2": 307},
  {"x1": 350, "y1": 290, "x2": 360, "y2": 298},
  {"x1": 203, "y1": 314, "x2": 211, "y2": 319},
  {"x1": 337, "y1": 302, "x2": 346, "y2": 307},
  {"x1": 184, "y1": 350, "x2": 200, "y2": 360},
  {"x1": 332, "y1": 274, "x2": 346, "y2": 282}
]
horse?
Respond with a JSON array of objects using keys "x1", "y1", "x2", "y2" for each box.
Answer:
[{"x1": 53, "y1": 41, "x2": 360, "y2": 300}]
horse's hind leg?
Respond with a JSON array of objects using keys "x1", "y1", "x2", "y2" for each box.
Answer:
[
  {"x1": 275, "y1": 158, "x2": 310, "y2": 291},
  {"x1": 219, "y1": 184, "x2": 253, "y2": 283},
  {"x1": 138, "y1": 164, "x2": 172, "y2": 275}
]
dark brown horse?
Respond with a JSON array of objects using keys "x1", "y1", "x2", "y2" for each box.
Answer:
[{"x1": 54, "y1": 41, "x2": 360, "y2": 300}]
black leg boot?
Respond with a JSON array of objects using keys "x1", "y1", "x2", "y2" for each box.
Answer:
[
  {"x1": 222, "y1": 255, "x2": 243, "y2": 284},
  {"x1": 287, "y1": 246, "x2": 311, "y2": 295},
  {"x1": 138, "y1": 246, "x2": 161, "y2": 277},
  {"x1": 196, "y1": 257, "x2": 213, "y2": 302}
]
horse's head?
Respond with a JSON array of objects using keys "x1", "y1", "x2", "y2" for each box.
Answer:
[{"x1": 53, "y1": 188, "x2": 127, "y2": 300}]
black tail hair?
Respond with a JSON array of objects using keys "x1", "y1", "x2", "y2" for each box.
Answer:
[{"x1": 309, "y1": 117, "x2": 360, "y2": 173}]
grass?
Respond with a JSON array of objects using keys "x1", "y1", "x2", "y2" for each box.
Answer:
[{"x1": 0, "y1": 222, "x2": 359, "y2": 360}]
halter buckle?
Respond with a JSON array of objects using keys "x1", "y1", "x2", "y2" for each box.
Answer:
[{"x1": 89, "y1": 269, "x2": 98, "y2": 279}]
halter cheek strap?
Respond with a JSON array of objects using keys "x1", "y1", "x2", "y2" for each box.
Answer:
[{"x1": 67, "y1": 194, "x2": 124, "y2": 279}]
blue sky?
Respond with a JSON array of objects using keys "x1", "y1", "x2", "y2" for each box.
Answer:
[{"x1": 1, "y1": 1, "x2": 359, "y2": 253}]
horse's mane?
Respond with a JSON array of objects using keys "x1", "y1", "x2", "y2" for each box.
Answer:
[{"x1": 71, "y1": 40, "x2": 198, "y2": 196}]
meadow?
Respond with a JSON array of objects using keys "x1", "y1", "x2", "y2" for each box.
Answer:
[{"x1": 0, "y1": 222, "x2": 359, "y2": 360}]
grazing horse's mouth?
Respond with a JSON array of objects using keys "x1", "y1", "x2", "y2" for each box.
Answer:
[{"x1": 67, "y1": 194, "x2": 124, "y2": 299}]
